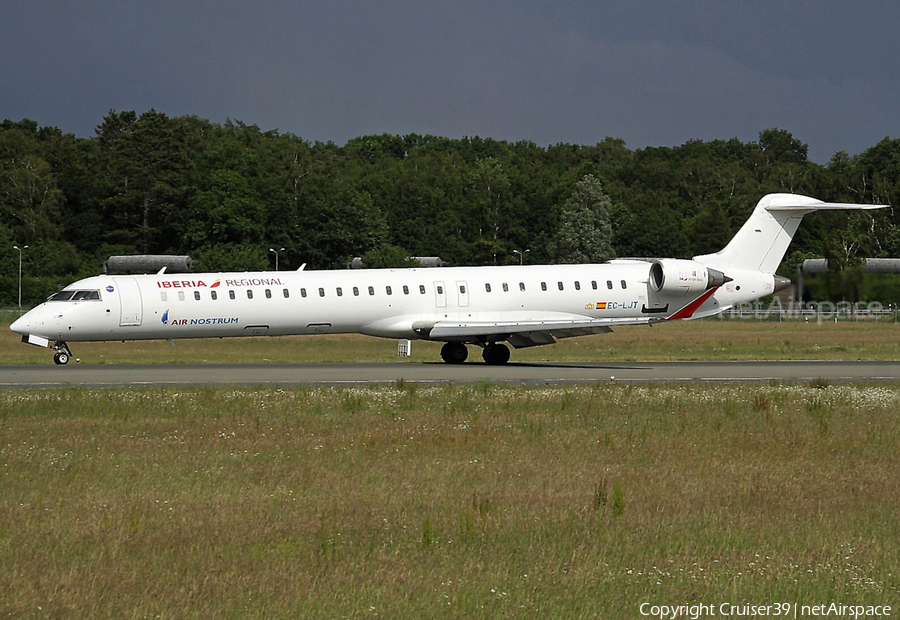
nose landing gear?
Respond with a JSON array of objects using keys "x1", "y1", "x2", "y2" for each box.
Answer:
[{"x1": 52, "y1": 342, "x2": 73, "y2": 365}]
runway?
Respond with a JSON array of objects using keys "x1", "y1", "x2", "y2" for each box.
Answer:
[{"x1": 2, "y1": 360, "x2": 900, "y2": 388}]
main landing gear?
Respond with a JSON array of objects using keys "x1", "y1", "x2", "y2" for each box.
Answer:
[
  {"x1": 440, "y1": 342, "x2": 468, "y2": 364},
  {"x1": 439, "y1": 342, "x2": 510, "y2": 365},
  {"x1": 481, "y1": 343, "x2": 510, "y2": 365},
  {"x1": 52, "y1": 342, "x2": 73, "y2": 365}
]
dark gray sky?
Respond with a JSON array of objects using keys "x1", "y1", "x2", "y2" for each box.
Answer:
[{"x1": 3, "y1": 1, "x2": 897, "y2": 162}]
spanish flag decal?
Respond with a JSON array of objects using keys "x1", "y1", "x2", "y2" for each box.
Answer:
[{"x1": 596, "y1": 302, "x2": 607, "y2": 310}]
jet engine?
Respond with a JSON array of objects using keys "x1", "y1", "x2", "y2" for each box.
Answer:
[{"x1": 649, "y1": 259, "x2": 729, "y2": 295}]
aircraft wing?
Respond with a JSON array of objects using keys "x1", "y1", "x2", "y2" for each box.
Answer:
[
  {"x1": 415, "y1": 317, "x2": 660, "y2": 349},
  {"x1": 413, "y1": 287, "x2": 723, "y2": 348}
]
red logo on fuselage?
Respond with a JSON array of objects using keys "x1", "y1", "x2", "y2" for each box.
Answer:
[
  {"x1": 156, "y1": 278, "x2": 282, "y2": 289},
  {"x1": 157, "y1": 280, "x2": 209, "y2": 289}
]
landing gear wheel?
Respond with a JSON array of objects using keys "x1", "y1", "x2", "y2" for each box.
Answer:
[
  {"x1": 482, "y1": 343, "x2": 510, "y2": 365},
  {"x1": 52, "y1": 341, "x2": 73, "y2": 366},
  {"x1": 440, "y1": 342, "x2": 468, "y2": 364}
]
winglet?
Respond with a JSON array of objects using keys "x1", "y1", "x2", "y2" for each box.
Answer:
[{"x1": 668, "y1": 287, "x2": 719, "y2": 320}]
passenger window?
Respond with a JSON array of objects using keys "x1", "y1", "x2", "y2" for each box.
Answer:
[
  {"x1": 353, "y1": 286, "x2": 359, "y2": 296},
  {"x1": 541, "y1": 282, "x2": 547, "y2": 291},
  {"x1": 459, "y1": 285, "x2": 466, "y2": 294},
  {"x1": 160, "y1": 292, "x2": 167, "y2": 302},
  {"x1": 178, "y1": 291, "x2": 185, "y2": 301},
  {"x1": 300, "y1": 288, "x2": 307, "y2": 298},
  {"x1": 436, "y1": 285, "x2": 443, "y2": 294},
  {"x1": 502, "y1": 283, "x2": 509, "y2": 292},
  {"x1": 558, "y1": 282, "x2": 564, "y2": 291},
  {"x1": 485, "y1": 283, "x2": 492, "y2": 293},
  {"x1": 607, "y1": 281, "x2": 613, "y2": 290},
  {"x1": 419, "y1": 285, "x2": 426, "y2": 294},
  {"x1": 265, "y1": 289, "x2": 272, "y2": 299},
  {"x1": 592, "y1": 280, "x2": 598, "y2": 290},
  {"x1": 247, "y1": 290, "x2": 253, "y2": 300},
  {"x1": 574, "y1": 281, "x2": 581, "y2": 291},
  {"x1": 519, "y1": 282, "x2": 525, "y2": 291},
  {"x1": 194, "y1": 291, "x2": 201, "y2": 301},
  {"x1": 211, "y1": 290, "x2": 218, "y2": 301},
  {"x1": 368, "y1": 286, "x2": 375, "y2": 296},
  {"x1": 336, "y1": 287, "x2": 343, "y2": 297},
  {"x1": 403, "y1": 285, "x2": 409, "y2": 295},
  {"x1": 318, "y1": 288, "x2": 325, "y2": 297},
  {"x1": 229, "y1": 290, "x2": 236, "y2": 300},
  {"x1": 386, "y1": 286, "x2": 392, "y2": 295},
  {"x1": 283, "y1": 289, "x2": 289, "y2": 298},
  {"x1": 621, "y1": 280, "x2": 627, "y2": 289}
]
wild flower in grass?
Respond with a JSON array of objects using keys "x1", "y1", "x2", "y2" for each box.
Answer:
[{"x1": 809, "y1": 377, "x2": 832, "y2": 390}]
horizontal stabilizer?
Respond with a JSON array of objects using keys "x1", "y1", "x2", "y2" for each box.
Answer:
[{"x1": 765, "y1": 202, "x2": 886, "y2": 211}]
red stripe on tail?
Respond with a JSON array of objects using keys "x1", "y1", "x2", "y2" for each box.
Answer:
[{"x1": 667, "y1": 287, "x2": 719, "y2": 320}]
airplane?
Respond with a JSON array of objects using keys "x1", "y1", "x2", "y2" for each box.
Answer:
[{"x1": 10, "y1": 193, "x2": 886, "y2": 365}]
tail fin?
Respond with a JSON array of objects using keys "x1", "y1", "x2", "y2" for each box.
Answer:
[{"x1": 694, "y1": 193, "x2": 886, "y2": 273}]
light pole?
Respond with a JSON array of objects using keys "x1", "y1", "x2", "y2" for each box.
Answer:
[
  {"x1": 13, "y1": 245, "x2": 28, "y2": 313},
  {"x1": 513, "y1": 249, "x2": 530, "y2": 265},
  {"x1": 269, "y1": 247, "x2": 285, "y2": 271}
]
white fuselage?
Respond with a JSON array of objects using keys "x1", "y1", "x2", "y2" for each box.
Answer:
[{"x1": 11, "y1": 262, "x2": 772, "y2": 345}]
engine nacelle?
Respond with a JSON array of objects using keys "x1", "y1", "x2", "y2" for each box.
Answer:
[{"x1": 649, "y1": 259, "x2": 728, "y2": 295}]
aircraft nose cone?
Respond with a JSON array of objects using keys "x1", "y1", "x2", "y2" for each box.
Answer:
[{"x1": 10, "y1": 314, "x2": 27, "y2": 334}]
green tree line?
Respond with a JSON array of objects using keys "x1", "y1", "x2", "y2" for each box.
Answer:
[{"x1": 2, "y1": 111, "x2": 898, "y2": 306}]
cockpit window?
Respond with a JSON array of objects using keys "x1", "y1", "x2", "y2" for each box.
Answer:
[
  {"x1": 48, "y1": 290, "x2": 101, "y2": 302},
  {"x1": 72, "y1": 290, "x2": 101, "y2": 300}
]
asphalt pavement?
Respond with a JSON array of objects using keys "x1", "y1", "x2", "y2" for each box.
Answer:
[{"x1": 2, "y1": 360, "x2": 900, "y2": 388}]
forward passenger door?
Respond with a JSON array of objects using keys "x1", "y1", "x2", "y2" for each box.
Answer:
[{"x1": 113, "y1": 277, "x2": 143, "y2": 326}]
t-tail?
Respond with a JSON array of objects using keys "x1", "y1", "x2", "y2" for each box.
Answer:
[
  {"x1": 645, "y1": 193, "x2": 888, "y2": 322},
  {"x1": 693, "y1": 193, "x2": 886, "y2": 280}
]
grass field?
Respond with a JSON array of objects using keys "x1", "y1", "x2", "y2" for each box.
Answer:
[
  {"x1": 1, "y1": 384, "x2": 898, "y2": 617},
  {"x1": 2, "y1": 320, "x2": 898, "y2": 617},
  {"x1": 2, "y1": 317, "x2": 900, "y2": 365}
]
